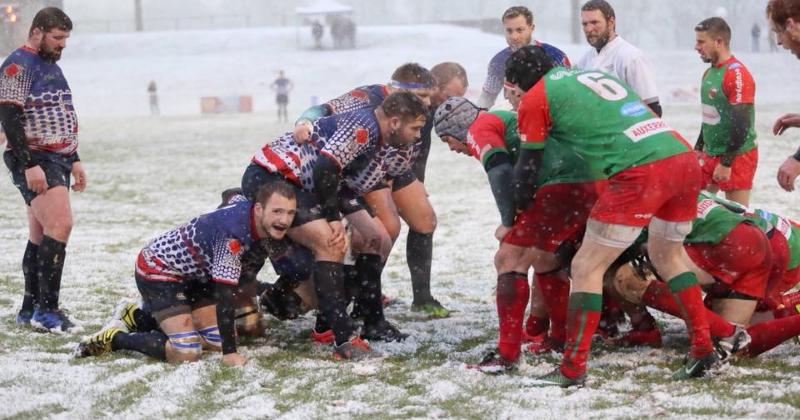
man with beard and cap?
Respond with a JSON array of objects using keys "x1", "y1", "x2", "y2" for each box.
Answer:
[
  {"x1": 767, "y1": 0, "x2": 800, "y2": 191},
  {"x1": 694, "y1": 17, "x2": 758, "y2": 207},
  {"x1": 0, "y1": 7, "x2": 86, "y2": 333},
  {"x1": 577, "y1": 0, "x2": 662, "y2": 117},
  {"x1": 476, "y1": 6, "x2": 570, "y2": 109}
]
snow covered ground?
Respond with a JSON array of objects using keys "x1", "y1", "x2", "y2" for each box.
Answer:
[{"x1": 1, "y1": 24, "x2": 799, "y2": 418}]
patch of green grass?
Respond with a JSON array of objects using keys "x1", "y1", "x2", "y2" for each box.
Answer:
[
  {"x1": 13, "y1": 404, "x2": 68, "y2": 419},
  {"x1": 92, "y1": 378, "x2": 152, "y2": 414}
]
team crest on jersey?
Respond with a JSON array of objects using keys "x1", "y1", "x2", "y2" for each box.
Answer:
[
  {"x1": 708, "y1": 88, "x2": 718, "y2": 99},
  {"x1": 620, "y1": 101, "x2": 648, "y2": 117},
  {"x1": 227, "y1": 239, "x2": 242, "y2": 255},
  {"x1": 355, "y1": 128, "x2": 369, "y2": 144},
  {"x1": 3, "y1": 63, "x2": 22, "y2": 78}
]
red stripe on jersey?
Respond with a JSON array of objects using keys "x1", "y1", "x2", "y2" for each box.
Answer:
[
  {"x1": 467, "y1": 112, "x2": 507, "y2": 162},
  {"x1": 253, "y1": 146, "x2": 301, "y2": 186},
  {"x1": 721, "y1": 57, "x2": 755, "y2": 105},
  {"x1": 135, "y1": 252, "x2": 181, "y2": 282},
  {"x1": 517, "y1": 81, "x2": 552, "y2": 145}
]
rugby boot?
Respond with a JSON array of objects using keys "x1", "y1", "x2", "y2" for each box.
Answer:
[
  {"x1": 111, "y1": 300, "x2": 138, "y2": 333},
  {"x1": 529, "y1": 367, "x2": 586, "y2": 388},
  {"x1": 714, "y1": 325, "x2": 752, "y2": 362},
  {"x1": 75, "y1": 326, "x2": 122, "y2": 358},
  {"x1": 671, "y1": 352, "x2": 721, "y2": 380},
  {"x1": 467, "y1": 350, "x2": 517, "y2": 374},
  {"x1": 362, "y1": 320, "x2": 408, "y2": 342},
  {"x1": 311, "y1": 328, "x2": 335, "y2": 344},
  {"x1": 31, "y1": 309, "x2": 81, "y2": 334},
  {"x1": 411, "y1": 299, "x2": 451, "y2": 318},
  {"x1": 332, "y1": 335, "x2": 372, "y2": 361},
  {"x1": 524, "y1": 337, "x2": 565, "y2": 355},
  {"x1": 15, "y1": 308, "x2": 34, "y2": 325}
]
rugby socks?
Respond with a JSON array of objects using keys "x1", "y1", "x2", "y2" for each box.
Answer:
[
  {"x1": 36, "y1": 236, "x2": 67, "y2": 312},
  {"x1": 21, "y1": 241, "x2": 39, "y2": 312},
  {"x1": 354, "y1": 254, "x2": 385, "y2": 326},
  {"x1": 535, "y1": 270, "x2": 570, "y2": 342},
  {"x1": 642, "y1": 280, "x2": 735, "y2": 338},
  {"x1": 525, "y1": 315, "x2": 549, "y2": 337},
  {"x1": 407, "y1": 230, "x2": 434, "y2": 304},
  {"x1": 343, "y1": 264, "x2": 359, "y2": 303},
  {"x1": 667, "y1": 272, "x2": 714, "y2": 357},
  {"x1": 112, "y1": 331, "x2": 168, "y2": 361},
  {"x1": 313, "y1": 261, "x2": 354, "y2": 345},
  {"x1": 496, "y1": 272, "x2": 529, "y2": 362},
  {"x1": 744, "y1": 314, "x2": 800, "y2": 357},
  {"x1": 561, "y1": 292, "x2": 602, "y2": 379}
]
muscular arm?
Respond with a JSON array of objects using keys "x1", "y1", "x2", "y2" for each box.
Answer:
[
  {"x1": 296, "y1": 104, "x2": 331, "y2": 125},
  {"x1": 215, "y1": 282, "x2": 237, "y2": 354},
  {"x1": 512, "y1": 148, "x2": 544, "y2": 212},
  {"x1": 721, "y1": 104, "x2": 753, "y2": 166},
  {"x1": 0, "y1": 104, "x2": 33, "y2": 167},
  {"x1": 312, "y1": 154, "x2": 342, "y2": 221},
  {"x1": 485, "y1": 153, "x2": 516, "y2": 226}
]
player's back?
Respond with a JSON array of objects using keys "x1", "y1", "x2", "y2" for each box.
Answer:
[{"x1": 532, "y1": 67, "x2": 686, "y2": 177}]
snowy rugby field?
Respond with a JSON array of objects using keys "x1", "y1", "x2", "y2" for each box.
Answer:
[{"x1": 1, "y1": 24, "x2": 800, "y2": 417}]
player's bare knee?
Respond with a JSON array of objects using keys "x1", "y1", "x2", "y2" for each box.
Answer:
[{"x1": 494, "y1": 246, "x2": 522, "y2": 272}]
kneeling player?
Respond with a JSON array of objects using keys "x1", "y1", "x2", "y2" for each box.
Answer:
[{"x1": 75, "y1": 182, "x2": 297, "y2": 366}]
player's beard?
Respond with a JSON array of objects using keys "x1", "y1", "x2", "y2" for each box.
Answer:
[
  {"x1": 39, "y1": 45, "x2": 63, "y2": 63},
  {"x1": 587, "y1": 29, "x2": 611, "y2": 50}
]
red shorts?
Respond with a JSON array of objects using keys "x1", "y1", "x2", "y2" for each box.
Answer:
[
  {"x1": 766, "y1": 231, "x2": 792, "y2": 298},
  {"x1": 685, "y1": 223, "x2": 771, "y2": 299},
  {"x1": 698, "y1": 148, "x2": 758, "y2": 191},
  {"x1": 590, "y1": 152, "x2": 702, "y2": 227},
  {"x1": 503, "y1": 181, "x2": 605, "y2": 251}
]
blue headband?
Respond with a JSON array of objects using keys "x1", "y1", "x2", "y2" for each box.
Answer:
[{"x1": 389, "y1": 79, "x2": 433, "y2": 90}]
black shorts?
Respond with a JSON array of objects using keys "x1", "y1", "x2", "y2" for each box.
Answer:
[
  {"x1": 390, "y1": 169, "x2": 418, "y2": 192},
  {"x1": 339, "y1": 186, "x2": 372, "y2": 216},
  {"x1": 135, "y1": 272, "x2": 216, "y2": 318},
  {"x1": 241, "y1": 163, "x2": 325, "y2": 227},
  {"x1": 4, "y1": 150, "x2": 76, "y2": 205},
  {"x1": 277, "y1": 94, "x2": 289, "y2": 105}
]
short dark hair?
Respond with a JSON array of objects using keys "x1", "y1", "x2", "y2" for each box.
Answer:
[
  {"x1": 380, "y1": 91, "x2": 429, "y2": 122},
  {"x1": 390, "y1": 63, "x2": 435, "y2": 88},
  {"x1": 502, "y1": 6, "x2": 533, "y2": 26},
  {"x1": 256, "y1": 181, "x2": 296, "y2": 206},
  {"x1": 29, "y1": 7, "x2": 72, "y2": 37},
  {"x1": 696, "y1": 17, "x2": 732, "y2": 46},
  {"x1": 431, "y1": 62, "x2": 468, "y2": 89},
  {"x1": 505, "y1": 45, "x2": 554, "y2": 92},
  {"x1": 767, "y1": 0, "x2": 800, "y2": 29},
  {"x1": 581, "y1": 0, "x2": 616, "y2": 21}
]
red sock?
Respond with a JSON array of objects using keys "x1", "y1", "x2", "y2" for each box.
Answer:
[
  {"x1": 745, "y1": 314, "x2": 800, "y2": 357},
  {"x1": 524, "y1": 315, "x2": 549, "y2": 337},
  {"x1": 560, "y1": 291, "x2": 602, "y2": 379},
  {"x1": 666, "y1": 273, "x2": 714, "y2": 358},
  {"x1": 642, "y1": 279, "x2": 736, "y2": 338},
  {"x1": 535, "y1": 270, "x2": 569, "y2": 342},
  {"x1": 496, "y1": 272, "x2": 529, "y2": 362}
]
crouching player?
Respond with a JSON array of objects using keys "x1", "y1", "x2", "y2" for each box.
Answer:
[
  {"x1": 74, "y1": 182, "x2": 297, "y2": 366},
  {"x1": 432, "y1": 96, "x2": 602, "y2": 372}
]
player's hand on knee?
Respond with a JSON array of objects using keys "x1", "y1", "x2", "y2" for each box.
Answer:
[
  {"x1": 24, "y1": 165, "x2": 47, "y2": 195},
  {"x1": 222, "y1": 352, "x2": 247, "y2": 367},
  {"x1": 293, "y1": 120, "x2": 313, "y2": 143},
  {"x1": 328, "y1": 220, "x2": 346, "y2": 249},
  {"x1": 773, "y1": 113, "x2": 800, "y2": 135},
  {"x1": 71, "y1": 161, "x2": 87, "y2": 192}
]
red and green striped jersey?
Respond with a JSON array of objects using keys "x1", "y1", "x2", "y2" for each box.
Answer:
[
  {"x1": 466, "y1": 110, "x2": 594, "y2": 186},
  {"x1": 517, "y1": 68, "x2": 690, "y2": 179},
  {"x1": 685, "y1": 191, "x2": 766, "y2": 244},
  {"x1": 700, "y1": 56, "x2": 757, "y2": 156}
]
